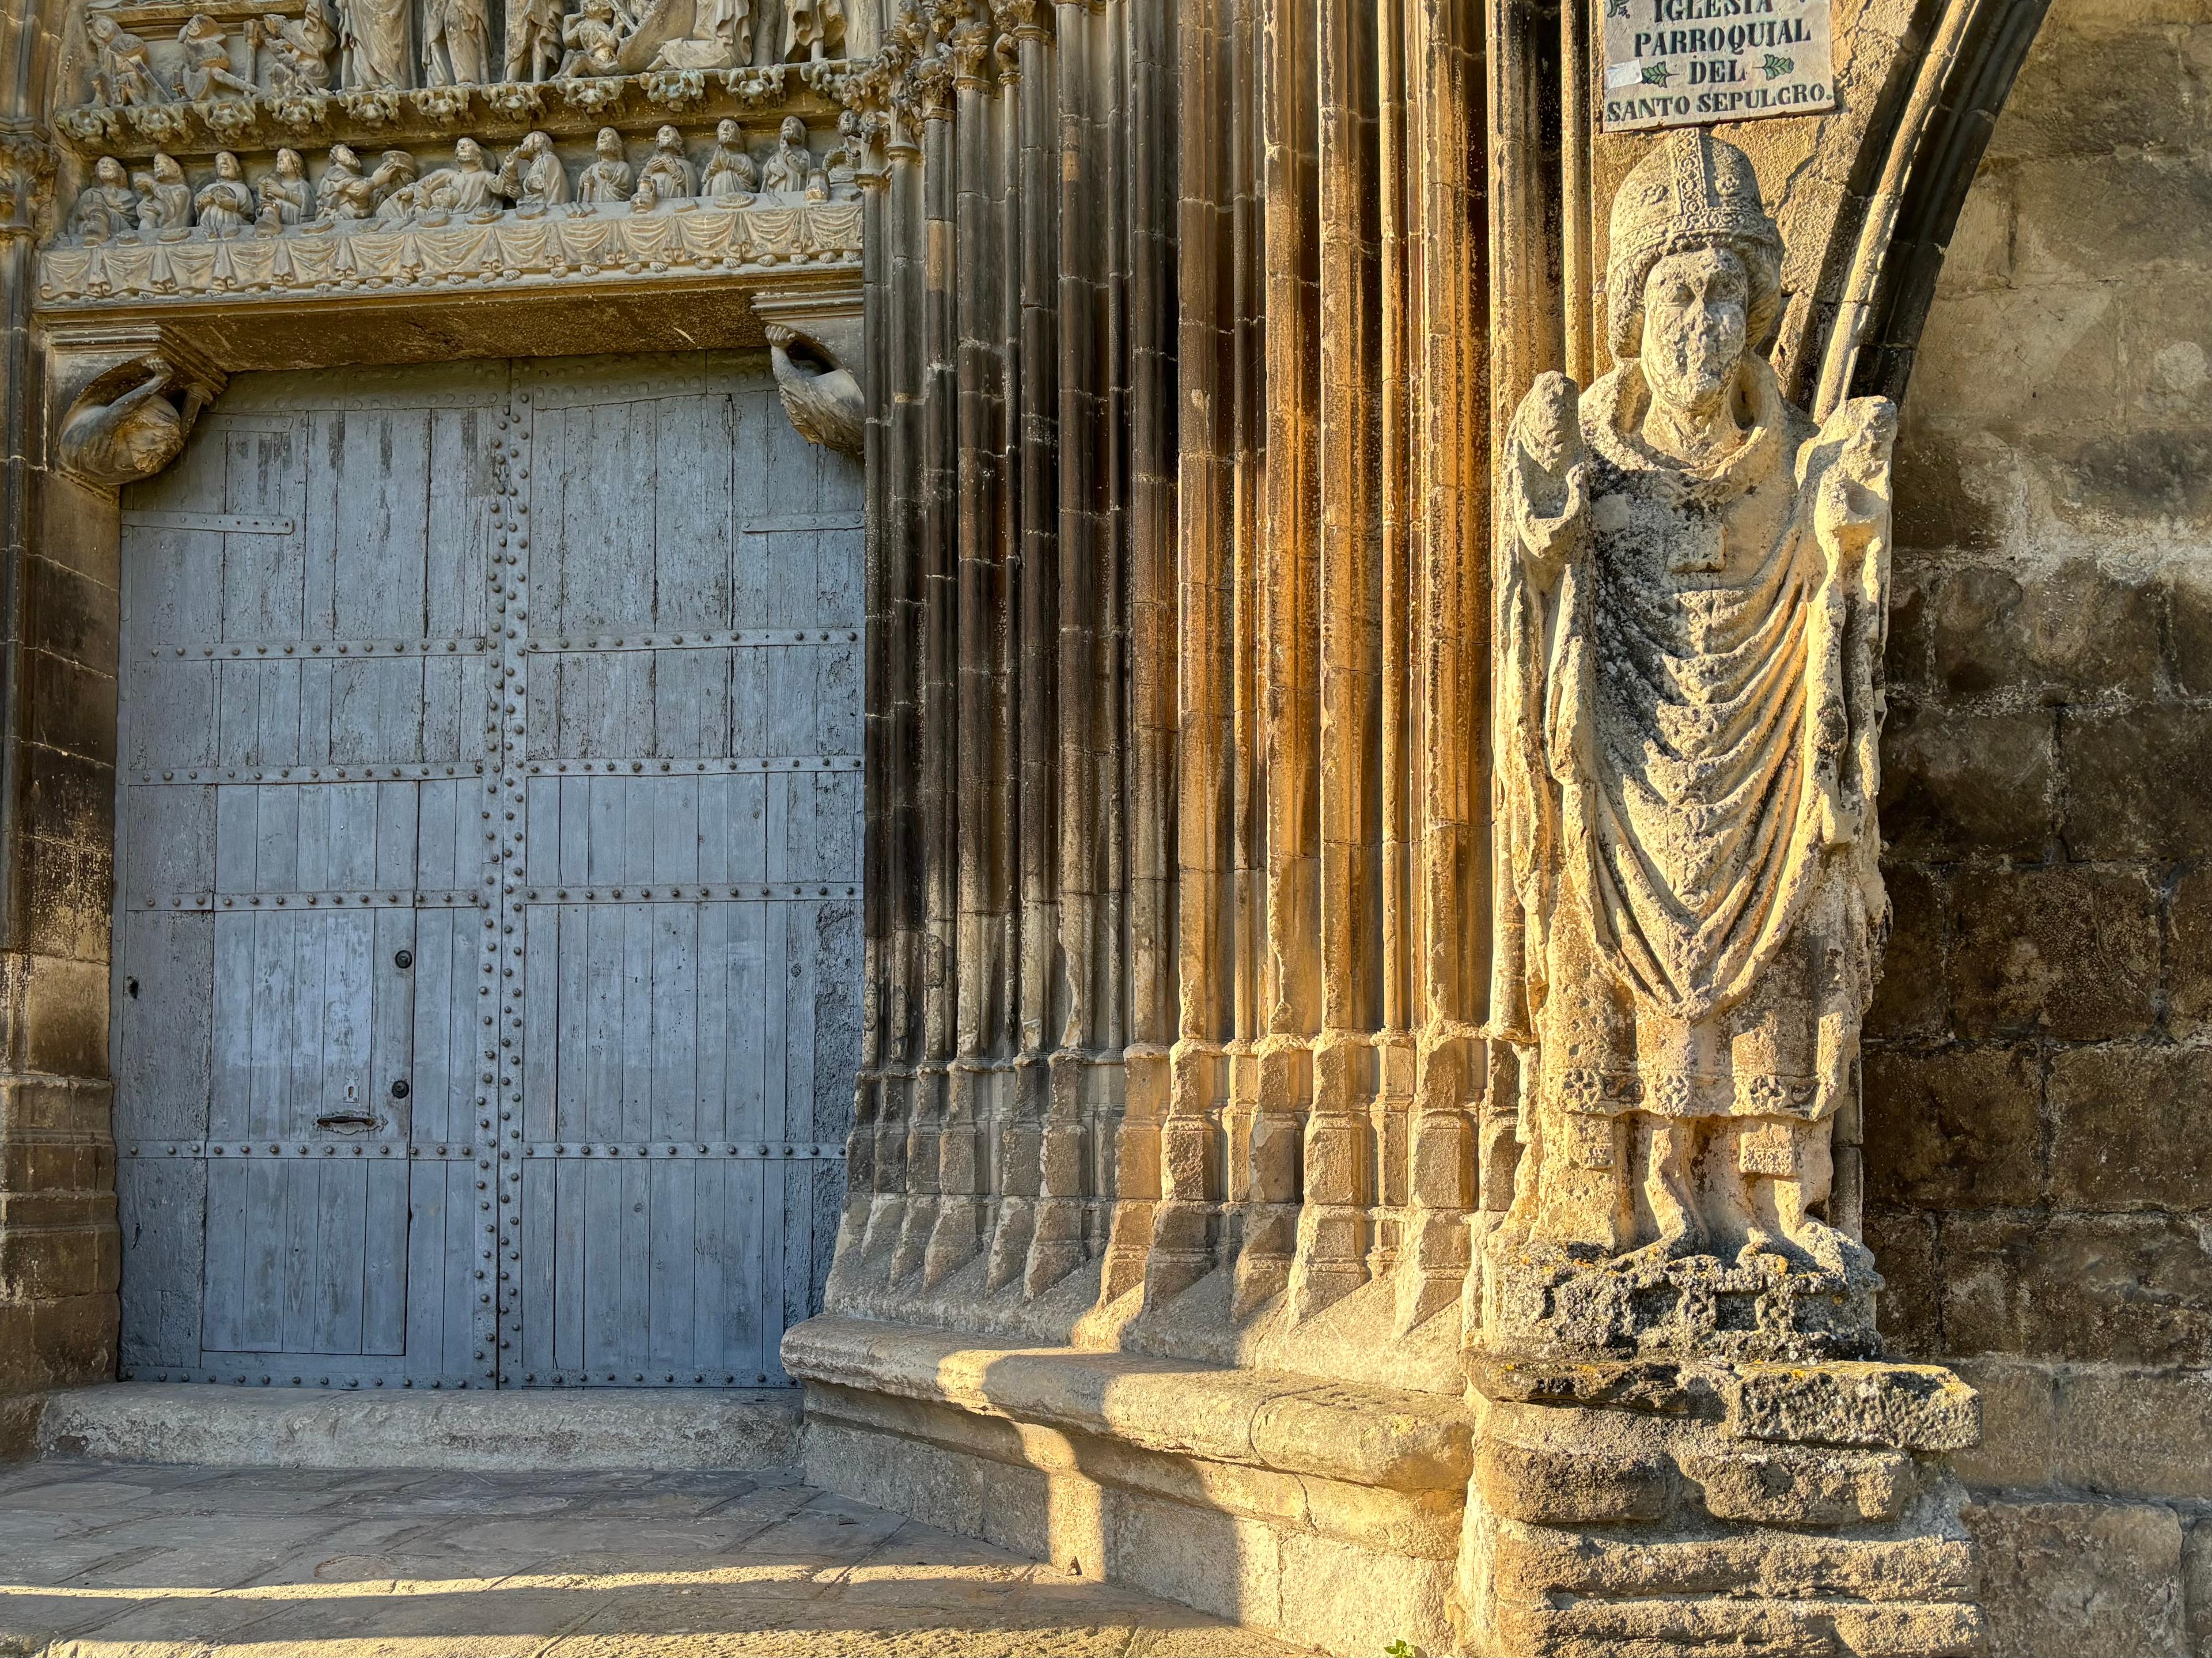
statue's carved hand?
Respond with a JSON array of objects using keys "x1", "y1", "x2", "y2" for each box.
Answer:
[
  {"x1": 1511, "y1": 371, "x2": 1588, "y2": 580},
  {"x1": 1811, "y1": 396, "x2": 1896, "y2": 586}
]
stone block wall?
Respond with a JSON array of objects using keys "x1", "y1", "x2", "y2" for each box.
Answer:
[
  {"x1": 1866, "y1": 2, "x2": 2212, "y2": 1652},
  {"x1": 0, "y1": 448, "x2": 123, "y2": 1455}
]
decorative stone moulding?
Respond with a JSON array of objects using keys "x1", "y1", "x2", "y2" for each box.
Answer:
[{"x1": 37, "y1": 194, "x2": 859, "y2": 307}]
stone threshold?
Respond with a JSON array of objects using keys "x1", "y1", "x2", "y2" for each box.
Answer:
[
  {"x1": 31, "y1": 1382, "x2": 801, "y2": 1472},
  {"x1": 782, "y1": 1315, "x2": 1474, "y2": 1655}
]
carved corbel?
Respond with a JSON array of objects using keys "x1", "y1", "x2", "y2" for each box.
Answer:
[
  {"x1": 46, "y1": 327, "x2": 226, "y2": 490},
  {"x1": 753, "y1": 286, "x2": 863, "y2": 460}
]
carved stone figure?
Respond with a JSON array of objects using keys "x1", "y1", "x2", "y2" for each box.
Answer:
[
  {"x1": 175, "y1": 15, "x2": 255, "y2": 102},
  {"x1": 573, "y1": 127, "x2": 632, "y2": 203},
  {"x1": 503, "y1": 0, "x2": 562, "y2": 82},
  {"x1": 1484, "y1": 130, "x2": 1898, "y2": 1362},
  {"x1": 556, "y1": 0, "x2": 633, "y2": 77},
  {"x1": 422, "y1": 0, "x2": 491, "y2": 85},
  {"x1": 314, "y1": 143, "x2": 363, "y2": 218},
  {"x1": 338, "y1": 0, "x2": 410, "y2": 90},
  {"x1": 86, "y1": 14, "x2": 168, "y2": 108},
  {"x1": 69, "y1": 156, "x2": 138, "y2": 241},
  {"x1": 649, "y1": 0, "x2": 750, "y2": 70},
  {"x1": 256, "y1": 2, "x2": 338, "y2": 94},
  {"x1": 701, "y1": 118, "x2": 757, "y2": 199},
  {"x1": 637, "y1": 124, "x2": 696, "y2": 199},
  {"x1": 760, "y1": 115, "x2": 810, "y2": 193},
  {"x1": 132, "y1": 152, "x2": 192, "y2": 233},
  {"x1": 255, "y1": 147, "x2": 310, "y2": 229},
  {"x1": 823, "y1": 107, "x2": 861, "y2": 198},
  {"x1": 782, "y1": 0, "x2": 843, "y2": 63},
  {"x1": 57, "y1": 357, "x2": 210, "y2": 487},
  {"x1": 194, "y1": 150, "x2": 255, "y2": 234},
  {"x1": 495, "y1": 130, "x2": 568, "y2": 210},
  {"x1": 403, "y1": 135, "x2": 501, "y2": 218}
]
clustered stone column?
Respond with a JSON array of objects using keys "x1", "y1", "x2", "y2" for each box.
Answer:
[
  {"x1": 825, "y1": 0, "x2": 1502, "y2": 1360},
  {"x1": 813, "y1": 5, "x2": 1990, "y2": 1653}
]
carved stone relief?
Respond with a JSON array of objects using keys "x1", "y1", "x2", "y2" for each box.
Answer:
[
  {"x1": 67, "y1": 0, "x2": 861, "y2": 113},
  {"x1": 39, "y1": 120, "x2": 859, "y2": 304}
]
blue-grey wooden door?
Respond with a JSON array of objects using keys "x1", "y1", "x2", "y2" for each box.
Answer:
[{"x1": 113, "y1": 353, "x2": 861, "y2": 1392}]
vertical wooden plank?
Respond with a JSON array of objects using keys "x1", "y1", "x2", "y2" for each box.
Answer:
[
  {"x1": 696, "y1": 903, "x2": 729, "y2": 1142},
  {"x1": 524, "y1": 903, "x2": 558, "y2": 1142},
  {"x1": 729, "y1": 901, "x2": 766, "y2": 1141},
  {"x1": 279, "y1": 1158, "x2": 319, "y2": 1352},
  {"x1": 407, "y1": 1156, "x2": 449, "y2": 1379},
  {"x1": 363, "y1": 1157, "x2": 407, "y2": 1356},
  {"x1": 199, "y1": 1158, "x2": 246, "y2": 1355},
  {"x1": 785, "y1": 902, "x2": 817, "y2": 1144},
  {"x1": 652, "y1": 903, "x2": 696, "y2": 1142},
  {"x1": 521, "y1": 1157, "x2": 554, "y2": 1377},
  {"x1": 240, "y1": 1156, "x2": 285, "y2": 1349},
  {"x1": 442, "y1": 1159, "x2": 475, "y2": 1378},
  {"x1": 620, "y1": 1156, "x2": 650, "y2": 1378},
  {"x1": 648, "y1": 1157, "x2": 691, "y2": 1376},
  {"x1": 693, "y1": 1159, "x2": 728, "y2": 1379},
  {"x1": 621, "y1": 902, "x2": 652, "y2": 1142},
  {"x1": 372, "y1": 907, "x2": 416, "y2": 1133},
  {"x1": 315, "y1": 1157, "x2": 368, "y2": 1353},
  {"x1": 554, "y1": 1156, "x2": 584, "y2": 1373},
  {"x1": 582, "y1": 1159, "x2": 619, "y2": 1378}
]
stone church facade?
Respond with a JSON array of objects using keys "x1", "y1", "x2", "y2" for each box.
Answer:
[{"x1": 0, "y1": 0, "x2": 2204, "y2": 1653}]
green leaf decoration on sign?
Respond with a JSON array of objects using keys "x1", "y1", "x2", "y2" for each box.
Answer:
[
  {"x1": 1763, "y1": 52, "x2": 1794, "y2": 78},
  {"x1": 1641, "y1": 59, "x2": 1672, "y2": 85}
]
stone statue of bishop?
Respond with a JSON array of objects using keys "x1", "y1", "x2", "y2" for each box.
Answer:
[{"x1": 1486, "y1": 130, "x2": 1899, "y2": 1360}]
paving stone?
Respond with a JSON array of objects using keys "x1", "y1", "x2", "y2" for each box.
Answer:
[{"x1": 0, "y1": 1463, "x2": 1298, "y2": 1657}]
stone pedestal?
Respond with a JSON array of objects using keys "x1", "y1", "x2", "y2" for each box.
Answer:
[{"x1": 1452, "y1": 1357, "x2": 1986, "y2": 1658}]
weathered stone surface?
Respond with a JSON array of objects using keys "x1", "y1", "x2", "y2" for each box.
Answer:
[
  {"x1": 1969, "y1": 1498, "x2": 2188, "y2": 1658},
  {"x1": 1726, "y1": 1363, "x2": 1980, "y2": 1452},
  {"x1": 2049, "y1": 1047, "x2": 2212, "y2": 1212},
  {"x1": 36, "y1": 1384, "x2": 803, "y2": 1472},
  {"x1": 1942, "y1": 1213, "x2": 2212, "y2": 1365},
  {"x1": 1476, "y1": 1439, "x2": 1666, "y2": 1525},
  {"x1": 1879, "y1": 705, "x2": 2058, "y2": 859},
  {"x1": 1863, "y1": 1046, "x2": 2041, "y2": 1209},
  {"x1": 1948, "y1": 864, "x2": 2159, "y2": 1040},
  {"x1": 1928, "y1": 558, "x2": 2159, "y2": 703},
  {"x1": 2051, "y1": 1367, "x2": 2212, "y2": 1504},
  {"x1": 1683, "y1": 1445, "x2": 1911, "y2": 1527},
  {"x1": 2062, "y1": 707, "x2": 2212, "y2": 861}
]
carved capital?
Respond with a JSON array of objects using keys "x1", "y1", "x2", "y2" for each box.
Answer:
[
  {"x1": 45, "y1": 325, "x2": 226, "y2": 490},
  {"x1": 0, "y1": 126, "x2": 56, "y2": 244}
]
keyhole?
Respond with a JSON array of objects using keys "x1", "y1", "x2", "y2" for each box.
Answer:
[
  {"x1": 394, "y1": 949, "x2": 414, "y2": 970},
  {"x1": 391, "y1": 1078, "x2": 411, "y2": 1099},
  {"x1": 344, "y1": 1081, "x2": 357, "y2": 1103}
]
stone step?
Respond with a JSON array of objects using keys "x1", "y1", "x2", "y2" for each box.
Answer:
[{"x1": 33, "y1": 1383, "x2": 801, "y2": 1472}]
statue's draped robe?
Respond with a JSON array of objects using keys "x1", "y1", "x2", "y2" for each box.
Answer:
[{"x1": 1495, "y1": 357, "x2": 1889, "y2": 1150}]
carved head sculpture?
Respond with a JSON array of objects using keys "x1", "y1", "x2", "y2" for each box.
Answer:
[
  {"x1": 716, "y1": 117, "x2": 740, "y2": 145},
  {"x1": 594, "y1": 127, "x2": 623, "y2": 160},
  {"x1": 455, "y1": 136, "x2": 484, "y2": 168},
  {"x1": 656, "y1": 123, "x2": 683, "y2": 152},
  {"x1": 274, "y1": 147, "x2": 304, "y2": 179},
  {"x1": 94, "y1": 155, "x2": 127, "y2": 190},
  {"x1": 151, "y1": 152, "x2": 183, "y2": 184},
  {"x1": 87, "y1": 13, "x2": 118, "y2": 46},
  {"x1": 1604, "y1": 129, "x2": 1782, "y2": 372},
  {"x1": 214, "y1": 150, "x2": 241, "y2": 181},
  {"x1": 781, "y1": 115, "x2": 806, "y2": 147},
  {"x1": 179, "y1": 13, "x2": 223, "y2": 46},
  {"x1": 328, "y1": 143, "x2": 362, "y2": 175},
  {"x1": 839, "y1": 107, "x2": 860, "y2": 142}
]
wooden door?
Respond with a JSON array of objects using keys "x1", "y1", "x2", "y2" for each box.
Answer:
[{"x1": 113, "y1": 353, "x2": 861, "y2": 1392}]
